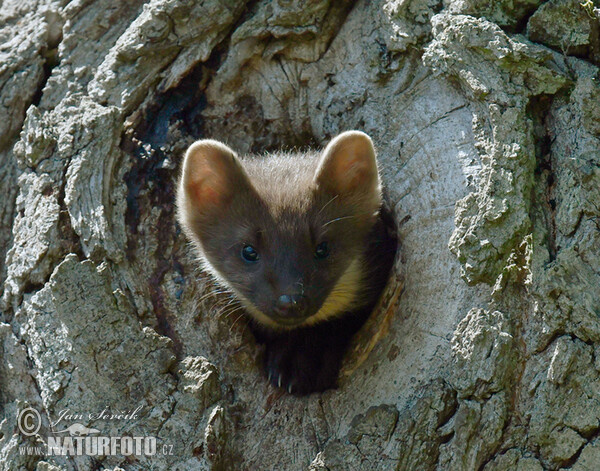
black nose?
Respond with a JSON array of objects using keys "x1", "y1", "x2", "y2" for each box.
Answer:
[{"x1": 274, "y1": 294, "x2": 307, "y2": 318}]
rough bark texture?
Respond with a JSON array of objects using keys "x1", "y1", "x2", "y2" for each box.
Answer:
[{"x1": 1, "y1": 1, "x2": 599, "y2": 470}]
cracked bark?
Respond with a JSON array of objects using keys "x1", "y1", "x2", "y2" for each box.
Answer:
[{"x1": 1, "y1": 1, "x2": 600, "y2": 470}]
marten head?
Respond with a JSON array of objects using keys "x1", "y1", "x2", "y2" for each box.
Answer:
[{"x1": 177, "y1": 131, "x2": 382, "y2": 330}]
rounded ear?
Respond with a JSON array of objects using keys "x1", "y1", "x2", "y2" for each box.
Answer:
[
  {"x1": 314, "y1": 131, "x2": 382, "y2": 209},
  {"x1": 176, "y1": 139, "x2": 252, "y2": 230}
]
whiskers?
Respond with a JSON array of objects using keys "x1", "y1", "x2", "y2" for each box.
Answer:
[
  {"x1": 321, "y1": 210, "x2": 375, "y2": 228},
  {"x1": 322, "y1": 215, "x2": 355, "y2": 227},
  {"x1": 196, "y1": 286, "x2": 229, "y2": 304},
  {"x1": 318, "y1": 194, "x2": 339, "y2": 215},
  {"x1": 214, "y1": 296, "x2": 242, "y2": 321},
  {"x1": 215, "y1": 297, "x2": 248, "y2": 344},
  {"x1": 202, "y1": 290, "x2": 249, "y2": 340}
]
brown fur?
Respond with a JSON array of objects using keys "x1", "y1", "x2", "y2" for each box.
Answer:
[
  {"x1": 177, "y1": 132, "x2": 382, "y2": 330},
  {"x1": 176, "y1": 131, "x2": 396, "y2": 394}
]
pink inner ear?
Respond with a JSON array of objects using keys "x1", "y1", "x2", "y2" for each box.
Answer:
[
  {"x1": 184, "y1": 147, "x2": 233, "y2": 210},
  {"x1": 187, "y1": 169, "x2": 229, "y2": 211},
  {"x1": 190, "y1": 178, "x2": 222, "y2": 208},
  {"x1": 335, "y1": 155, "x2": 370, "y2": 191}
]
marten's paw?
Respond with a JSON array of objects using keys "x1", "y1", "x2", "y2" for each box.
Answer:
[{"x1": 263, "y1": 333, "x2": 344, "y2": 395}]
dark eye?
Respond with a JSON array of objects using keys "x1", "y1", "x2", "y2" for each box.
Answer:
[
  {"x1": 241, "y1": 244, "x2": 260, "y2": 262},
  {"x1": 315, "y1": 241, "x2": 329, "y2": 259}
]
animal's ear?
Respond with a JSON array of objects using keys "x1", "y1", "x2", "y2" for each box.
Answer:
[
  {"x1": 177, "y1": 139, "x2": 253, "y2": 227},
  {"x1": 314, "y1": 131, "x2": 381, "y2": 209}
]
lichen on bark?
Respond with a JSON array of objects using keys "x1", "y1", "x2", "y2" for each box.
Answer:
[{"x1": 1, "y1": 1, "x2": 599, "y2": 470}]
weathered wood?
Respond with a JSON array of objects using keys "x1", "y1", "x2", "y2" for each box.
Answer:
[{"x1": 1, "y1": 1, "x2": 599, "y2": 469}]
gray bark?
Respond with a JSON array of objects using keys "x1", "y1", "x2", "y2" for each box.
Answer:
[{"x1": 1, "y1": 0, "x2": 599, "y2": 470}]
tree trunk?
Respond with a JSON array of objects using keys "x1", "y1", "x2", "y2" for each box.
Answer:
[{"x1": 1, "y1": 1, "x2": 599, "y2": 470}]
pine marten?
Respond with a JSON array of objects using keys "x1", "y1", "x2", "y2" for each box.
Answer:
[{"x1": 176, "y1": 131, "x2": 396, "y2": 395}]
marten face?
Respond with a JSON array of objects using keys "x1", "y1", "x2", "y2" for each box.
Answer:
[
  {"x1": 177, "y1": 132, "x2": 382, "y2": 330},
  {"x1": 192, "y1": 189, "x2": 373, "y2": 329}
]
